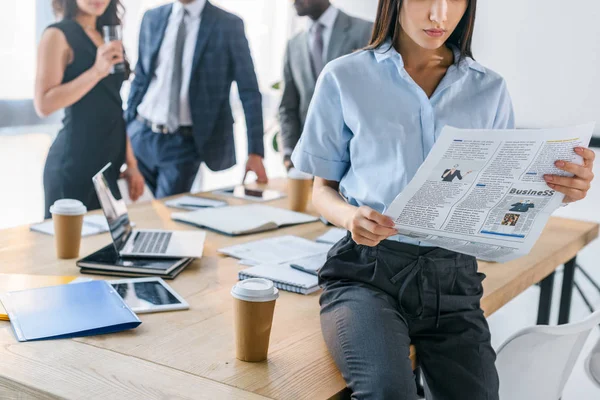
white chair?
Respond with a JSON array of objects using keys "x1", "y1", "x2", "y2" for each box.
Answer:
[
  {"x1": 585, "y1": 336, "x2": 600, "y2": 389},
  {"x1": 496, "y1": 310, "x2": 600, "y2": 400}
]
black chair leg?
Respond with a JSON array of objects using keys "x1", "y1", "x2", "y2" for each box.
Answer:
[
  {"x1": 574, "y1": 281, "x2": 596, "y2": 314},
  {"x1": 576, "y1": 264, "x2": 600, "y2": 294}
]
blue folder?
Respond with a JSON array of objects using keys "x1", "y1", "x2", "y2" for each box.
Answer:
[{"x1": 0, "y1": 280, "x2": 141, "y2": 342}]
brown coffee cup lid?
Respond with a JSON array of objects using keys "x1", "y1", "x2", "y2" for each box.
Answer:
[
  {"x1": 231, "y1": 278, "x2": 279, "y2": 302},
  {"x1": 50, "y1": 199, "x2": 87, "y2": 216}
]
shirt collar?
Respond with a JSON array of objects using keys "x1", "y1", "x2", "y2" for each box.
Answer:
[
  {"x1": 373, "y1": 38, "x2": 486, "y2": 74},
  {"x1": 308, "y1": 5, "x2": 339, "y2": 32},
  {"x1": 173, "y1": 0, "x2": 206, "y2": 19}
]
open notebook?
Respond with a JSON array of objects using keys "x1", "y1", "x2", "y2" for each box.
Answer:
[
  {"x1": 238, "y1": 264, "x2": 320, "y2": 295},
  {"x1": 172, "y1": 204, "x2": 318, "y2": 236}
]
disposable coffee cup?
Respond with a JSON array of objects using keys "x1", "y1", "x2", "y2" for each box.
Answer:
[
  {"x1": 287, "y1": 168, "x2": 313, "y2": 212},
  {"x1": 231, "y1": 278, "x2": 279, "y2": 362},
  {"x1": 49, "y1": 199, "x2": 86, "y2": 259}
]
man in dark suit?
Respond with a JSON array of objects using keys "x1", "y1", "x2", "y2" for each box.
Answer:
[
  {"x1": 126, "y1": 0, "x2": 267, "y2": 198},
  {"x1": 279, "y1": 0, "x2": 373, "y2": 170}
]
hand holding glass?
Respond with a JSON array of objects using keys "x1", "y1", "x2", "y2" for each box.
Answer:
[{"x1": 102, "y1": 25, "x2": 125, "y2": 74}]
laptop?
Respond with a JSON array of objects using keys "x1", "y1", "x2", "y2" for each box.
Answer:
[{"x1": 92, "y1": 163, "x2": 205, "y2": 259}]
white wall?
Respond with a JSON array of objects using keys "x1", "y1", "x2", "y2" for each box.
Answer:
[
  {"x1": 332, "y1": 0, "x2": 600, "y2": 138},
  {"x1": 473, "y1": 0, "x2": 600, "y2": 137},
  {"x1": 332, "y1": 0, "x2": 377, "y2": 20}
]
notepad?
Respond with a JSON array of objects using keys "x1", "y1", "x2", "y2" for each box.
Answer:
[
  {"x1": 0, "y1": 274, "x2": 79, "y2": 321},
  {"x1": 164, "y1": 195, "x2": 227, "y2": 210},
  {"x1": 171, "y1": 204, "x2": 318, "y2": 236},
  {"x1": 0, "y1": 280, "x2": 141, "y2": 342},
  {"x1": 316, "y1": 228, "x2": 347, "y2": 244},
  {"x1": 219, "y1": 235, "x2": 331, "y2": 265},
  {"x1": 30, "y1": 215, "x2": 110, "y2": 237},
  {"x1": 238, "y1": 264, "x2": 320, "y2": 295},
  {"x1": 290, "y1": 253, "x2": 329, "y2": 276}
]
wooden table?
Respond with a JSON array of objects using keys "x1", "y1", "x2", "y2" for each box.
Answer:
[{"x1": 0, "y1": 178, "x2": 598, "y2": 399}]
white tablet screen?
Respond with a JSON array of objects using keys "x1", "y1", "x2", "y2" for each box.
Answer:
[{"x1": 110, "y1": 279, "x2": 187, "y2": 313}]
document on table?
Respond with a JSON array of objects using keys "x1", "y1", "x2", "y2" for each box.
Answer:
[
  {"x1": 384, "y1": 124, "x2": 595, "y2": 262},
  {"x1": 219, "y1": 235, "x2": 332, "y2": 265}
]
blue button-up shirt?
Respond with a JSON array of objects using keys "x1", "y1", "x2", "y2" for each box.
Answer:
[{"x1": 291, "y1": 40, "x2": 515, "y2": 243}]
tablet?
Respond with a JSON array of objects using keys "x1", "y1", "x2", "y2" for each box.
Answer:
[
  {"x1": 213, "y1": 185, "x2": 286, "y2": 202},
  {"x1": 107, "y1": 277, "x2": 189, "y2": 313}
]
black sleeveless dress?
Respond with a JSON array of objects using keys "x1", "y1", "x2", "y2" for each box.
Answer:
[{"x1": 43, "y1": 19, "x2": 126, "y2": 218}]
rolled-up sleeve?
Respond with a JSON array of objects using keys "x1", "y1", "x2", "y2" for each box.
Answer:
[
  {"x1": 493, "y1": 80, "x2": 516, "y2": 129},
  {"x1": 291, "y1": 68, "x2": 352, "y2": 181}
]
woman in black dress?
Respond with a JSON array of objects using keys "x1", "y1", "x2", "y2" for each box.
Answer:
[{"x1": 35, "y1": 0, "x2": 144, "y2": 218}]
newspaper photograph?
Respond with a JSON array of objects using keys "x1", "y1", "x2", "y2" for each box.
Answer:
[{"x1": 385, "y1": 124, "x2": 595, "y2": 262}]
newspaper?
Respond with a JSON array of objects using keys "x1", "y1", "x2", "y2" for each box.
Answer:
[{"x1": 385, "y1": 124, "x2": 595, "y2": 262}]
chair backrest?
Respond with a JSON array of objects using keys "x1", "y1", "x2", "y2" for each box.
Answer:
[
  {"x1": 496, "y1": 310, "x2": 600, "y2": 400},
  {"x1": 585, "y1": 335, "x2": 600, "y2": 389}
]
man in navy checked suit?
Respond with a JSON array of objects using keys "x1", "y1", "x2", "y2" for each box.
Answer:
[{"x1": 126, "y1": 0, "x2": 267, "y2": 198}]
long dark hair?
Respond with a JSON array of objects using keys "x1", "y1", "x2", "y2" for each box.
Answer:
[
  {"x1": 52, "y1": 0, "x2": 125, "y2": 30},
  {"x1": 365, "y1": 0, "x2": 477, "y2": 60}
]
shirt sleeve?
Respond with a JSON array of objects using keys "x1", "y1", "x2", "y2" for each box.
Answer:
[
  {"x1": 291, "y1": 68, "x2": 352, "y2": 181},
  {"x1": 493, "y1": 80, "x2": 516, "y2": 129}
]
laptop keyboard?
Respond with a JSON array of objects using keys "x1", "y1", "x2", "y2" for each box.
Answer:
[{"x1": 132, "y1": 232, "x2": 173, "y2": 254}]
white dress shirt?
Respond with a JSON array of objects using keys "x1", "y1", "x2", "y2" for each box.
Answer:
[
  {"x1": 306, "y1": 5, "x2": 339, "y2": 61},
  {"x1": 137, "y1": 0, "x2": 207, "y2": 127}
]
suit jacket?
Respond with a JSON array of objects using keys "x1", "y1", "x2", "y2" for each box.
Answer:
[
  {"x1": 126, "y1": 1, "x2": 264, "y2": 171},
  {"x1": 279, "y1": 11, "x2": 373, "y2": 155}
]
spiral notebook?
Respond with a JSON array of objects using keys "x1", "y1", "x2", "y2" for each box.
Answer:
[{"x1": 238, "y1": 264, "x2": 320, "y2": 295}]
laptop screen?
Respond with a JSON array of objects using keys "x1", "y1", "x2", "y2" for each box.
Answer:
[{"x1": 92, "y1": 163, "x2": 132, "y2": 252}]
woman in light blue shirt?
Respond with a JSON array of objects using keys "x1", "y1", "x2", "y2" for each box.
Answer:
[{"x1": 291, "y1": 0, "x2": 596, "y2": 398}]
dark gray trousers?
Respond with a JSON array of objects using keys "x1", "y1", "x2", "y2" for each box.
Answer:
[{"x1": 319, "y1": 233, "x2": 499, "y2": 400}]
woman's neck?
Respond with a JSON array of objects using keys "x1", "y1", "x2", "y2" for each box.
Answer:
[
  {"x1": 394, "y1": 27, "x2": 453, "y2": 71},
  {"x1": 75, "y1": 13, "x2": 97, "y2": 31}
]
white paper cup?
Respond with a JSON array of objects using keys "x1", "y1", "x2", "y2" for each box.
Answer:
[
  {"x1": 231, "y1": 279, "x2": 279, "y2": 362},
  {"x1": 50, "y1": 199, "x2": 87, "y2": 259}
]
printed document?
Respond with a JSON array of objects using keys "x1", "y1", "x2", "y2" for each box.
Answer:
[{"x1": 385, "y1": 124, "x2": 595, "y2": 262}]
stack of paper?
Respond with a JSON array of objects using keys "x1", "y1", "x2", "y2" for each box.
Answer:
[{"x1": 219, "y1": 235, "x2": 331, "y2": 265}]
